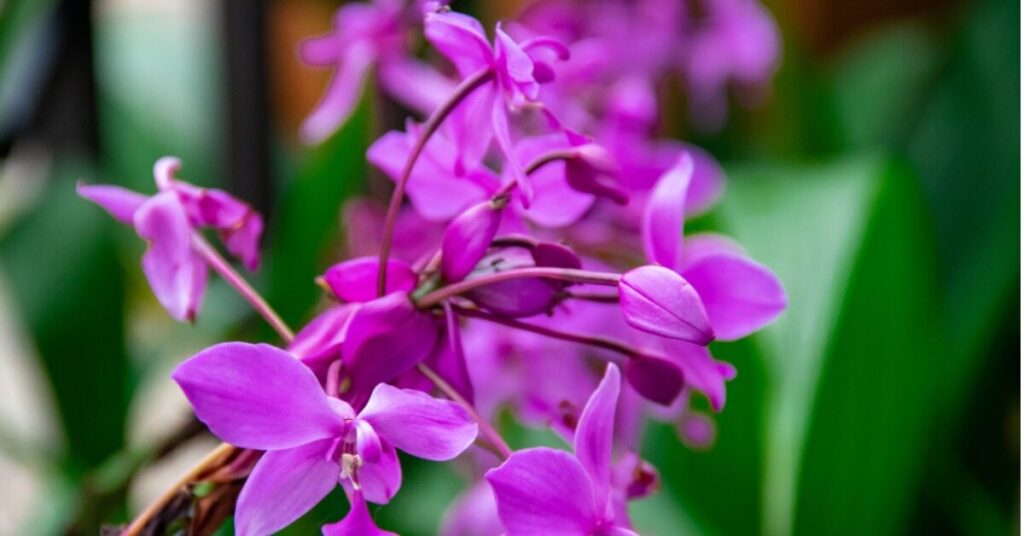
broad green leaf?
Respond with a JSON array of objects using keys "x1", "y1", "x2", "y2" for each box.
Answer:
[{"x1": 713, "y1": 155, "x2": 941, "y2": 535}]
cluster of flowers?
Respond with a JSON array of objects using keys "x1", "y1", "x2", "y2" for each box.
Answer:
[{"x1": 81, "y1": 1, "x2": 783, "y2": 535}]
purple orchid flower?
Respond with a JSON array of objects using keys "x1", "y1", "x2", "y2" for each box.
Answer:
[
  {"x1": 300, "y1": 0, "x2": 457, "y2": 143},
  {"x1": 681, "y1": 0, "x2": 781, "y2": 130},
  {"x1": 643, "y1": 155, "x2": 787, "y2": 341},
  {"x1": 424, "y1": 7, "x2": 569, "y2": 202},
  {"x1": 487, "y1": 364, "x2": 639, "y2": 536},
  {"x1": 172, "y1": 342, "x2": 478, "y2": 535},
  {"x1": 77, "y1": 157, "x2": 262, "y2": 322}
]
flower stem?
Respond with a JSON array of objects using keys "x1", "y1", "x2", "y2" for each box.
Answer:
[
  {"x1": 417, "y1": 363, "x2": 512, "y2": 460},
  {"x1": 122, "y1": 443, "x2": 237, "y2": 536},
  {"x1": 377, "y1": 68, "x2": 495, "y2": 296},
  {"x1": 492, "y1": 148, "x2": 578, "y2": 199},
  {"x1": 415, "y1": 267, "x2": 621, "y2": 308},
  {"x1": 452, "y1": 305, "x2": 638, "y2": 359},
  {"x1": 191, "y1": 233, "x2": 295, "y2": 343}
]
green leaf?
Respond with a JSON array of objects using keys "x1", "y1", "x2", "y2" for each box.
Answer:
[{"x1": 710, "y1": 155, "x2": 942, "y2": 535}]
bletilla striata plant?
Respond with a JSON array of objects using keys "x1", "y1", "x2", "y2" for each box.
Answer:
[{"x1": 81, "y1": 1, "x2": 785, "y2": 534}]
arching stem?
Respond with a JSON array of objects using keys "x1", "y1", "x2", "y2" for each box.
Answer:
[
  {"x1": 377, "y1": 68, "x2": 495, "y2": 296},
  {"x1": 416, "y1": 267, "x2": 621, "y2": 308}
]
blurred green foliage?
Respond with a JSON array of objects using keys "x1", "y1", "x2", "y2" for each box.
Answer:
[{"x1": 0, "y1": 0, "x2": 1016, "y2": 534}]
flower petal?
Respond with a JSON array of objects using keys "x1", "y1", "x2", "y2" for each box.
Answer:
[
  {"x1": 322, "y1": 256, "x2": 417, "y2": 303},
  {"x1": 514, "y1": 135, "x2": 594, "y2": 228},
  {"x1": 682, "y1": 144, "x2": 725, "y2": 216},
  {"x1": 681, "y1": 253, "x2": 786, "y2": 341},
  {"x1": 76, "y1": 182, "x2": 148, "y2": 224},
  {"x1": 133, "y1": 191, "x2": 206, "y2": 322},
  {"x1": 355, "y1": 440, "x2": 403, "y2": 505},
  {"x1": 625, "y1": 354, "x2": 684, "y2": 406},
  {"x1": 236, "y1": 439, "x2": 340, "y2": 536},
  {"x1": 642, "y1": 153, "x2": 692, "y2": 271},
  {"x1": 378, "y1": 58, "x2": 456, "y2": 116},
  {"x1": 493, "y1": 103, "x2": 532, "y2": 205},
  {"x1": 660, "y1": 340, "x2": 736, "y2": 411},
  {"x1": 366, "y1": 128, "x2": 494, "y2": 221},
  {"x1": 440, "y1": 480, "x2": 503, "y2": 536},
  {"x1": 434, "y1": 302, "x2": 475, "y2": 403},
  {"x1": 172, "y1": 342, "x2": 343, "y2": 449},
  {"x1": 442, "y1": 201, "x2": 504, "y2": 282},
  {"x1": 486, "y1": 447, "x2": 599, "y2": 536},
  {"x1": 619, "y1": 265, "x2": 713, "y2": 344},
  {"x1": 574, "y1": 364, "x2": 620, "y2": 512},
  {"x1": 342, "y1": 293, "x2": 440, "y2": 401},
  {"x1": 424, "y1": 10, "x2": 493, "y2": 78},
  {"x1": 221, "y1": 210, "x2": 263, "y2": 271},
  {"x1": 359, "y1": 383, "x2": 478, "y2": 461},
  {"x1": 300, "y1": 42, "x2": 375, "y2": 144},
  {"x1": 289, "y1": 304, "x2": 359, "y2": 376},
  {"x1": 322, "y1": 490, "x2": 398, "y2": 536}
]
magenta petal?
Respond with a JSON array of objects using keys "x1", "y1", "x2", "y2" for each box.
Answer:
[
  {"x1": 300, "y1": 43, "x2": 374, "y2": 144},
  {"x1": 515, "y1": 135, "x2": 594, "y2": 228},
  {"x1": 172, "y1": 342, "x2": 343, "y2": 449},
  {"x1": 440, "y1": 480, "x2": 503, "y2": 536},
  {"x1": 133, "y1": 192, "x2": 206, "y2": 322},
  {"x1": 486, "y1": 447, "x2": 599, "y2": 536},
  {"x1": 236, "y1": 439, "x2": 340, "y2": 536},
  {"x1": 378, "y1": 58, "x2": 456, "y2": 116},
  {"x1": 322, "y1": 490, "x2": 398, "y2": 536},
  {"x1": 564, "y1": 144, "x2": 628, "y2": 205},
  {"x1": 436, "y1": 302, "x2": 475, "y2": 402},
  {"x1": 495, "y1": 26, "x2": 538, "y2": 100},
  {"x1": 424, "y1": 10, "x2": 494, "y2": 78},
  {"x1": 643, "y1": 154, "x2": 692, "y2": 271},
  {"x1": 77, "y1": 182, "x2": 148, "y2": 224},
  {"x1": 360, "y1": 383, "x2": 477, "y2": 460},
  {"x1": 574, "y1": 364, "x2": 620, "y2": 511},
  {"x1": 357, "y1": 440, "x2": 403, "y2": 504},
  {"x1": 221, "y1": 211, "x2": 263, "y2": 271},
  {"x1": 441, "y1": 201, "x2": 503, "y2": 282},
  {"x1": 681, "y1": 253, "x2": 787, "y2": 341},
  {"x1": 619, "y1": 265, "x2": 714, "y2": 344},
  {"x1": 290, "y1": 305, "x2": 359, "y2": 375},
  {"x1": 322, "y1": 256, "x2": 417, "y2": 302},
  {"x1": 682, "y1": 144, "x2": 725, "y2": 216},
  {"x1": 661, "y1": 340, "x2": 734, "y2": 411},
  {"x1": 625, "y1": 354, "x2": 684, "y2": 406},
  {"x1": 342, "y1": 293, "x2": 440, "y2": 398},
  {"x1": 493, "y1": 103, "x2": 533, "y2": 204},
  {"x1": 366, "y1": 128, "x2": 494, "y2": 221}
]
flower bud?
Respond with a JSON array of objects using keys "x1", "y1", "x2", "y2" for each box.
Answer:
[
  {"x1": 619, "y1": 265, "x2": 714, "y2": 344},
  {"x1": 565, "y1": 144, "x2": 629, "y2": 205},
  {"x1": 441, "y1": 200, "x2": 505, "y2": 282},
  {"x1": 625, "y1": 353, "x2": 684, "y2": 406}
]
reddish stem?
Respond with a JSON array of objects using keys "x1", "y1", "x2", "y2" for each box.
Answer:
[
  {"x1": 416, "y1": 363, "x2": 512, "y2": 459},
  {"x1": 415, "y1": 267, "x2": 621, "y2": 308},
  {"x1": 377, "y1": 68, "x2": 495, "y2": 296},
  {"x1": 191, "y1": 234, "x2": 295, "y2": 343},
  {"x1": 452, "y1": 305, "x2": 638, "y2": 359}
]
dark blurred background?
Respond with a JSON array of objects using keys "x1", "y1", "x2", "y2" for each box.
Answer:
[{"x1": 0, "y1": 0, "x2": 1017, "y2": 534}]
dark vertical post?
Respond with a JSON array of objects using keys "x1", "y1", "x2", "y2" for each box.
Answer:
[{"x1": 222, "y1": 0, "x2": 273, "y2": 217}]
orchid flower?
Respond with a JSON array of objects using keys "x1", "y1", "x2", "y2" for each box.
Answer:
[
  {"x1": 299, "y1": 0, "x2": 457, "y2": 143},
  {"x1": 172, "y1": 342, "x2": 478, "y2": 535},
  {"x1": 424, "y1": 7, "x2": 569, "y2": 202},
  {"x1": 77, "y1": 157, "x2": 262, "y2": 322},
  {"x1": 487, "y1": 364, "x2": 639, "y2": 536}
]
